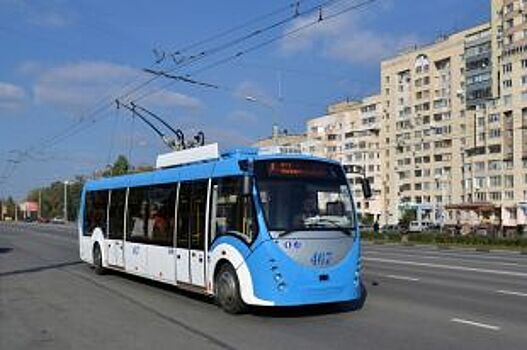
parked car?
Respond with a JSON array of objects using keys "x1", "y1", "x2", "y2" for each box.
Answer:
[
  {"x1": 38, "y1": 217, "x2": 50, "y2": 224},
  {"x1": 51, "y1": 217, "x2": 65, "y2": 225},
  {"x1": 381, "y1": 224, "x2": 400, "y2": 233}
]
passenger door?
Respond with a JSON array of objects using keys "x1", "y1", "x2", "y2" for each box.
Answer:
[
  {"x1": 107, "y1": 189, "x2": 127, "y2": 268},
  {"x1": 176, "y1": 181, "x2": 208, "y2": 287}
]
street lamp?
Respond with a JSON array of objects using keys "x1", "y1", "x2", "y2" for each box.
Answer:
[{"x1": 63, "y1": 180, "x2": 76, "y2": 222}]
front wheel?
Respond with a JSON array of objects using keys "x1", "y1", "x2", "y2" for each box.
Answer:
[
  {"x1": 214, "y1": 264, "x2": 247, "y2": 314},
  {"x1": 92, "y1": 244, "x2": 105, "y2": 275}
]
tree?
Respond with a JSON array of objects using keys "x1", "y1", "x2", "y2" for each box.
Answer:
[
  {"x1": 400, "y1": 208, "x2": 417, "y2": 226},
  {"x1": 103, "y1": 155, "x2": 130, "y2": 177}
]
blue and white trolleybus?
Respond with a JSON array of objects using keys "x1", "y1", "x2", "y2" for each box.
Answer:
[{"x1": 78, "y1": 144, "x2": 367, "y2": 313}]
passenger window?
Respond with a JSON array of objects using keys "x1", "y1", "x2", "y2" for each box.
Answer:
[
  {"x1": 177, "y1": 181, "x2": 208, "y2": 250},
  {"x1": 176, "y1": 183, "x2": 191, "y2": 249},
  {"x1": 212, "y1": 177, "x2": 256, "y2": 243},
  {"x1": 84, "y1": 190, "x2": 109, "y2": 235},
  {"x1": 126, "y1": 185, "x2": 176, "y2": 246},
  {"x1": 126, "y1": 186, "x2": 148, "y2": 243},
  {"x1": 108, "y1": 189, "x2": 126, "y2": 240},
  {"x1": 148, "y1": 184, "x2": 176, "y2": 246},
  {"x1": 190, "y1": 182, "x2": 207, "y2": 250}
]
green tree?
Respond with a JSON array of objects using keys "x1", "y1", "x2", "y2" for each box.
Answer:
[
  {"x1": 400, "y1": 208, "x2": 417, "y2": 226},
  {"x1": 103, "y1": 155, "x2": 130, "y2": 177}
]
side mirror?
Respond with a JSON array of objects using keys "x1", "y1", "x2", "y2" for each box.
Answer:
[
  {"x1": 242, "y1": 175, "x2": 252, "y2": 196},
  {"x1": 361, "y1": 178, "x2": 372, "y2": 199}
]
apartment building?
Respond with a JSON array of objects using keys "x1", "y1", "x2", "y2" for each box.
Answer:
[
  {"x1": 302, "y1": 0, "x2": 527, "y2": 230},
  {"x1": 306, "y1": 96, "x2": 383, "y2": 220},
  {"x1": 254, "y1": 124, "x2": 306, "y2": 151},
  {"x1": 380, "y1": 24, "x2": 492, "y2": 226}
]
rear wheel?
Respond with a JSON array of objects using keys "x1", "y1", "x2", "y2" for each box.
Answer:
[
  {"x1": 214, "y1": 264, "x2": 247, "y2": 314},
  {"x1": 93, "y1": 244, "x2": 105, "y2": 275}
]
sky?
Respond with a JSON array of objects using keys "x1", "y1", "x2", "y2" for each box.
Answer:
[{"x1": 0, "y1": 0, "x2": 490, "y2": 199}]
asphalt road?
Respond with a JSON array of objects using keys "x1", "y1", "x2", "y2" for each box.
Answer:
[{"x1": 1, "y1": 222, "x2": 526, "y2": 350}]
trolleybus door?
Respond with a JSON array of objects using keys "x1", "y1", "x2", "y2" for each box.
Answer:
[
  {"x1": 107, "y1": 189, "x2": 126, "y2": 268},
  {"x1": 176, "y1": 181, "x2": 207, "y2": 287}
]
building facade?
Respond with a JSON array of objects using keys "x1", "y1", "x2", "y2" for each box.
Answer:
[
  {"x1": 254, "y1": 125, "x2": 306, "y2": 152},
  {"x1": 305, "y1": 96, "x2": 383, "y2": 221},
  {"x1": 302, "y1": 0, "x2": 527, "y2": 230}
]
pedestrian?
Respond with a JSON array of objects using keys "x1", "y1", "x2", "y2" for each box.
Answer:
[{"x1": 373, "y1": 220, "x2": 380, "y2": 239}]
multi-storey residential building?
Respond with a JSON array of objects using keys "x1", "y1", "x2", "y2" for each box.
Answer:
[
  {"x1": 254, "y1": 124, "x2": 306, "y2": 151},
  {"x1": 301, "y1": 0, "x2": 527, "y2": 231},
  {"x1": 306, "y1": 96, "x2": 383, "y2": 221},
  {"x1": 380, "y1": 26, "x2": 487, "y2": 226}
]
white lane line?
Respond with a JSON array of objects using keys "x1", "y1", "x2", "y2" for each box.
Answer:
[
  {"x1": 496, "y1": 289, "x2": 527, "y2": 297},
  {"x1": 384, "y1": 274, "x2": 420, "y2": 282},
  {"x1": 364, "y1": 257, "x2": 527, "y2": 278},
  {"x1": 450, "y1": 318, "x2": 500, "y2": 331},
  {"x1": 365, "y1": 249, "x2": 525, "y2": 265}
]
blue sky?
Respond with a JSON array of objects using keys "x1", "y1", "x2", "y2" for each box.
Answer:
[{"x1": 0, "y1": 0, "x2": 489, "y2": 199}]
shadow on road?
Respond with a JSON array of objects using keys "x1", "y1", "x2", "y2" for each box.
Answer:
[
  {"x1": 0, "y1": 260, "x2": 83, "y2": 278},
  {"x1": 0, "y1": 247, "x2": 13, "y2": 254},
  {"x1": 251, "y1": 284, "x2": 368, "y2": 318},
  {"x1": 104, "y1": 267, "x2": 367, "y2": 317}
]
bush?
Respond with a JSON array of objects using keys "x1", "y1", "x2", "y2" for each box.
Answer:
[{"x1": 361, "y1": 230, "x2": 527, "y2": 248}]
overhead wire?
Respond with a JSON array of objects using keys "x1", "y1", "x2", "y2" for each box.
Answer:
[{"x1": 0, "y1": 0, "x2": 376, "y2": 188}]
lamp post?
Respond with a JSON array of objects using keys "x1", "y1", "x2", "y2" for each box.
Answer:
[{"x1": 63, "y1": 181, "x2": 69, "y2": 222}]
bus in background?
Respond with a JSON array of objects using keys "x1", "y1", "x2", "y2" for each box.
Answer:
[{"x1": 79, "y1": 144, "x2": 369, "y2": 313}]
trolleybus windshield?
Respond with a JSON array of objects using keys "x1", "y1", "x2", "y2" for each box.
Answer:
[{"x1": 254, "y1": 160, "x2": 355, "y2": 237}]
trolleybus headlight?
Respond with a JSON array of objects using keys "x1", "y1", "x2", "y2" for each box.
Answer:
[
  {"x1": 273, "y1": 273, "x2": 283, "y2": 282},
  {"x1": 277, "y1": 282, "x2": 287, "y2": 292}
]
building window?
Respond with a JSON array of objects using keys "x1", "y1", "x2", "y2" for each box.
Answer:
[
  {"x1": 490, "y1": 175, "x2": 502, "y2": 187},
  {"x1": 504, "y1": 175, "x2": 514, "y2": 188}
]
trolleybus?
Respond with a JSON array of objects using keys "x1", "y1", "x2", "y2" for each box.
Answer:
[{"x1": 79, "y1": 145, "x2": 367, "y2": 313}]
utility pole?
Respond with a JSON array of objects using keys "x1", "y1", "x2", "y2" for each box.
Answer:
[
  {"x1": 38, "y1": 189, "x2": 42, "y2": 219},
  {"x1": 63, "y1": 181, "x2": 68, "y2": 222},
  {"x1": 14, "y1": 201, "x2": 18, "y2": 222}
]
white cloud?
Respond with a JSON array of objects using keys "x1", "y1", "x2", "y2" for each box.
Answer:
[
  {"x1": 143, "y1": 90, "x2": 202, "y2": 110},
  {"x1": 28, "y1": 11, "x2": 73, "y2": 28},
  {"x1": 206, "y1": 126, "x2": 254, "y2": 148},
  {"x1": 280, "y1": 10, "x2": 419, "y2": 65},
  {"x1": 16, "y1": 61, "x2": 45, "y2": 76},
  {"x1": 8, "y1": 0, "x2": 76, "y2": 28},
  {"x1": 33, "y1": 61, "x2": 202, "y2": 113},
  {"x1": 227, "y1": 110, "x2": 259, "y2": 125},
  {"x1": 0, "y1": 82, "x2": 26, "y2": 110}
]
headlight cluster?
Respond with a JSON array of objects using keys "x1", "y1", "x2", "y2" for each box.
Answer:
[{"x1": 270, "y1": 259, "x2": 287, "y2": 292}]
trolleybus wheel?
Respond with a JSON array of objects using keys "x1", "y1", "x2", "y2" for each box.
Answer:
[
  {"x1": 93, "y1": 244, "x2": 105, "y2": 275},
  {"x1": 214, "y1": 263, "x2": 247, "y2": 314}
]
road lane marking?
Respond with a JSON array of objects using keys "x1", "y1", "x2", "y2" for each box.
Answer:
[
  {"x1": 364, "y1": 257, "x2": 527, "y2": 278},
  {"x1": 384, "y1": 274, "x2": 420, "y2": 282},
  {"x1": 496, "y1": 289, "x2": 527, "y2": 297},
  {"x1": 450, "y1": 318, "x2": 500, "y2": 331},
  {"x1": 365, "y1": 249, "x2": 525, "y2": 266}
]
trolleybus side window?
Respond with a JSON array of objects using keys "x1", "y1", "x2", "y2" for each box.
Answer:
[
  {"x1": 177, "y1": 181, "x2": 207, "y2": 250},
  {"x1": 126, "y1": 186, "x2": 148, "y2": 243},
  {"x1": 126, "y1": 184, "x2": 176, "y2": 246},
  {"x1": 108, "y1": 189, "x2": 126, "y2": 240},
  {"x1": 84, "y1": 190, "x2": 109, "y2": 235},
  {"x1": 211, "y1": 177, "x2": 257, "y2": 243},
  {"x1": 148, "y1": 184, "x2": 176, "y2": 246},
  {"x1": 176, "y1": 183, "x2": 191, "y2": 249},
  {"x1": 189, "y1": 181, "x2": 207, "y2": 250}
]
